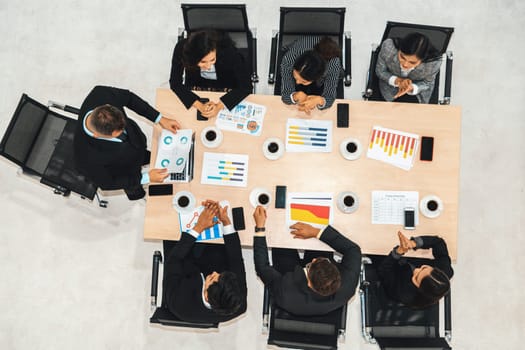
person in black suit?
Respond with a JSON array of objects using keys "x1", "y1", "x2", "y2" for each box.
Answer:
[
  {"x1": 164, "y1": 200, "x2": 247, "y2": 323},
  {"x1": 169, "y1": 30, "x2": 252, "y2": 119},
  {"x1": 74, "y1": 85, "x2": 181, "y2": 200},
  {"x1": 378, "y1": 231, "x2": 453, "y2": 308},
  {"x1": 253, "y1": 206, "x2": 361, "y2": 316}
]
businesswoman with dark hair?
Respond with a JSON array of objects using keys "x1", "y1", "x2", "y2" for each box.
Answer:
[
  {"x1": 376, "y1": 32, "x2": 442, "y2": 103},
  {"x1": 280, "y1": 36, "x2": 343, "y2": 113},
  {"x1": 378, "y1": 231, "x2": 453, "y2": 309},
  {"x1": 169, "y1": 30, "x2": 252, "y2": 118}
]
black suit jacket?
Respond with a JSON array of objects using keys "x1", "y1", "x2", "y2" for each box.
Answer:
[
  {"x1": 73, "y1": 86, "x2": 159, "y2": 190},
  {"x1": 164, "y1": 232, "x2": 247, "y2": 324},
  {"x1": 378, "y1": 236, "x2": 454, "y2": 307},
  {"x1": 169, "y1": 40, "x2": 252, "y2": 110},
  {"x1": 254, "y1": 226, "x2": 361, "y2": 316}
]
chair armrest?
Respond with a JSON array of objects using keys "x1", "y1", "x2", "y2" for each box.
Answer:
[
  {"x1": 338, "y1": 302, "x2": 348, "y2": 342},
  {"x1": 262, "y1": 286, "x2": 270, "y2": 333},
  {"x1": 48, "y1": 101, "x2": 80, "y2": 115},
  {"x1": 151, "y1": 251, "x2": 163, "y2": 310},
  {"x1": 344, "y1": 31, "x2": 352, "y2": 87},
  {"x1": 359, "y1": 256, "x2": 375, "y2": 343},
  {"x1": 363, "y1": 45, "x2": 380, "y2": 99},
  {"x1": 268, "y1": 32, "x2": 278, "y2": 84},
  {"x1": 444, "y1": 289, "x2": 452, "y2": 341},
  {"x1": 250, "y1": 29, "x2": 259, "y2": 85},
  {"x1": 443, "y1": 51, "x2": 453, "y2": 105}
]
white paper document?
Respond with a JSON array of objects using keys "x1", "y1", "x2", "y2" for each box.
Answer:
[
  {"x1": 285, "y1": 118, "x2": 333, "y2": 152},
  {"x1": 367, "y1": 126, "x2": 419, "y2": 170},
  {"x1": 200, "y1": 152, "x2": 249, "y2": 187},
  {"x1": 155, "y1": 129, "x2": 193, "y2": 173},
  {"x1": 215, "y1": 101, "x2": 266, "y2": 136},
  {"x1": 286, "y1": 192, "x2": 334, "y2": 229},
  {"x1": 371, "y1": 190, "x2": 419, "y2": 225}
]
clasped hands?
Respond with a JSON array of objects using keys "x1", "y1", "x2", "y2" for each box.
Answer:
[
  {"x1": 253, "y1": 205, "x2": 321, "y2": 239},
  {"x1": 395, "y1": 231, "x2": 416, "y2": 255},
  {"x1": 394, "y1": 78, "x2": 414, "y2": 99},
  {"x1": 292, "y1": 91, "x2": 325, "y2": 115},
  {"x1": 194, "y1": 200, "x2": 231, "y2": 233},
  {"x1": 194, "y1": 99, "x2": 225, "y2": 119}
]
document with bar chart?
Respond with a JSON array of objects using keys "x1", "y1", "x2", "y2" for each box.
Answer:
[
  {"x1": 201, "y1": 152, "x2": 249, "y2": 187},
  {"x1": 285, "y1": 118, "x2": 333, "y2": 152},
  {"x1": 367, "y1": 126, "x2": 420, "y2": 170},
  {"x1": 286, "y1": 192, "x2": 334, "y2": 228}
]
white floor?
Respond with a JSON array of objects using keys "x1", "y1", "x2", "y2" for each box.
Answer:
[{"x1": 1, "y1": 1, "x2": 524, "y2": 349}]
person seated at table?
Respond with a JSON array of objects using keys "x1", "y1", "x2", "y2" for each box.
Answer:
[
  {"x1": 378, "y1": 231, "x2": 453, "y2": 309},
  {"x1": 164, "y1": 200, "x2": 247, "y2": 323},
  {"x1": 169, "y1": 29, "x2": 253, "y2": 119},
  {"x1": 252, "y1": 206, "x2": 361, "y2": 315},
  {"x1": 280, "y1": 36, "x2": 343, "y2": 114},
  {"x1": 376, "y1": 32, "x2": 442, "y2": 103},
  {"x1": 74, "y1": 85, "x2": 180, "y2": 200}
]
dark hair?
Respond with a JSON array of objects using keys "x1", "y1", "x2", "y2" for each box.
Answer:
[
  {"x1": 394, "y1": 32, "x2": 441, "y2": 62},
  {"x1": 293, "y1": 37, "x2": 341, "y2": 82},
  {"x1": 307, "y1": 259, "x2": 341, "y2": 296},
  {"x1": 412, "y1": 267, "x2": 450, "y2": 308},
  {"x1": 182, "y1": 30, "x2": 235, "y2": 69},
  {"x1": 206, "y1": 271, "x2": 242, "y2": 315},
  {"x1": 90, "y1": 104, "x2": 125, "y2": 135}
]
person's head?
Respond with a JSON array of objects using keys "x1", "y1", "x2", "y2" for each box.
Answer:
[
  {"x1": 182, "y1": 30, "x2": 234, "y2": 71},
  {"x1": 88, "y1": 104, "x2": 125, "y2": 138},
  {"x1": 204, "y1": 271, "x2": 243, "y2": 315},
  {"x1": 395, "y1": 32, "x2": 439, "y2": 69},
  {"x1": 306, "y1": 257, "x2": 341, "y2": 296},
  {"x1": 293, "y1": 51, "x2": 326, "y2": 85},
  {"x1": 412, "y1": 265, "x2": 450, "y2": 306}
]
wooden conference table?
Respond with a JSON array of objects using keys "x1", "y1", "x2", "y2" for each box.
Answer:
[{"x1": 144, "y1": 89, "x2": 461, "y2": 260}]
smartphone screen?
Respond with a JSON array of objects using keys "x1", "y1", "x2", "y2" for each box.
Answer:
[
  {"x1": 420, "y1": 136, "x2": 434, "y2": 161},
  {"x1": 197, "y1": 98, "x2": 210, "y2": 121},
  {"x1": 404, "y1": 207, "x2": 415, "y2": 230}
]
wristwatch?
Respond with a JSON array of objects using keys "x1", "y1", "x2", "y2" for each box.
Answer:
[{"x1": 255, "y1": 226, "x2": 266, "y2": 233}]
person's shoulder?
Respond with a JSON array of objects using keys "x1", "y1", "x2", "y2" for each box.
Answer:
[{"x1": 381, "y1": 38, "x2": 396, "y2": 51}]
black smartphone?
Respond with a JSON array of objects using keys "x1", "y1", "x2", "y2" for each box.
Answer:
[
  {"x1": 420, "y1": 136, "x2": 434, "y2": 161},
  {"x1": 196, "y1": 98, "x2": 210, "y2": 121},
  {"x1": 337, "y1": 103, "x2": 349, "y2": 128},
  {"x1": 275, "y1": 185, "x2": 287, "y2": 208},
  {"x1": 232, "y1": 207, "x2": 246, "y2": 231},
  {"x1": 148, "y1": 184, "x2": 173, "y2": 196},
  {"x1": 404, "y1": 207, "x2": 415, "y2": 230}
]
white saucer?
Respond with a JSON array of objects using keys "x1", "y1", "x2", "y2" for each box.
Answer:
[
  {"x1": 200, "y1": 126, "x2": 223, "y2": 148},
  {"x1": 262, "y1": 137, "x2": 284, "y2": 160},
  {"x1": 172, "y1": 191, "x2": 196, "y2": 213},
  {"x1": 337, "y1": 191, "x2": 359, "y2": 214},
  {"x1": 420, "y1": 195, "x2": 443, "y2": 218},
  {"x1": 339, "y1": 138, "x2": 362, "y2": 160},
  {"x1": 249, "y1": 187, "x2": 272, "y2": 208}
]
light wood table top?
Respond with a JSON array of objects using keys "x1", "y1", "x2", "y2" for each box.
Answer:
[{"x1": 144, "y1": 88, "x2": 461, "y2": 260}]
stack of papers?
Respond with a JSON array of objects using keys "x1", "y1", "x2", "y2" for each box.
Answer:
[
  {"x1": 215, "y1": 101, "x2": 266, "y2": 136},
  {"x1": 367, "y1": 126, "x2": 419, "y2": 170}
]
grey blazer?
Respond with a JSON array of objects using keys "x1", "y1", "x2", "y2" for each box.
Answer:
[{"x1": 375, "y1": 39, "x2": 442, "y2": 103}]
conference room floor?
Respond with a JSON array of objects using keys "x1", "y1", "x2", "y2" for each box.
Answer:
[{"x1": 1, "y1": 1, "x2": 523, "y2": 349}]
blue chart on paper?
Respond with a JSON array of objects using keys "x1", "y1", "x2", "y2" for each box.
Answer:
[{"x1": 196, "y1": 223, "x2": 222, "y2": 241}]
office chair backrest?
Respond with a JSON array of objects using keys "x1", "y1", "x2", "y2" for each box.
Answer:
[
  {"x1": 181, "y1": 4, "x2": 254, "y2": 78},
  {"x1": 381, "y1": 21, "x2": 454, "y2": 55}
]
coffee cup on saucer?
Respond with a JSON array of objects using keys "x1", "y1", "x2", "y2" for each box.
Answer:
[
  {"x1": 201, "y1": 126, "x2": 223, "y2": 148},
  {"x1": 173, "y1": 191, "x2": 196, "y2": 213},
  {"x1": 337, "y1": 191, "x2": 359, "y2": 214},
  {"x1": 339, "y1": 137, "x2": 362, "y2": 160},
  {"x1": 262, "y1": 137, "x2": 284, "y2": 160},
  {"x1": 250, "y1": 187, "x2": 272, "y2": 208}
]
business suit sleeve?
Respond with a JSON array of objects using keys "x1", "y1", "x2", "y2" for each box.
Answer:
[
  {"x1": 377, "y1": 249, "x2": 401, "y2": 293},
  {"x1": 169, "y1": 41, "x2": 200, "y2": 109},
  {"x1": 411, "y1": 59, "x2": 442, "y2": 94},
  {"x1": 164, "y1": 233, "x2": 197, "y2": 283},
  {"x1": 253, "y1": 236, "x2": 284, "y2": 293},
  {"x1": 320, "y1": 226, "x2": 362, "y2": 297},
  {"x1": 224, "y1": 232, "x2": 247, "y2": 309},
  {"x1": 320, "y1": 58, "x2": 342, "y2": 109},
  {"x1": 417, "y1": 236, "x2": 454, "y2": 278},
  {"x1": 375, "y1": 39, "x2": 396, "y2": 84},
  {"x1": 280, "y1": 42, "x2": 300, "y2": 105},
  {"x1": 219, "y1": 48, "x2": 252, "y2": 110}
]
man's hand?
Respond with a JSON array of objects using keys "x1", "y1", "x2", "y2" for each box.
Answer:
[
  {"x1": 149, "y1": 168, "x2": 169, "y2": 183},
  {"x1": 158, "y1": 117, "x2": 181, "y2": 133},
  {"x1": 289, "y1": 222, "x2": 320, "y2": 239},
  {"x1": 396, "y1": 231, "x2": 416, "y2": 255},
  {"x1": 218, "y1": 204, "x2": 231, "y2": 226},
  {"x1": 253, "y1": 206, "x2": 267, "y2": 228},
  {"x1": 194, "y1": 201, "x2": 219, "y2": 233},
  {"x1": 292, "y1": 91, "x2": 308, "y2": 104}
]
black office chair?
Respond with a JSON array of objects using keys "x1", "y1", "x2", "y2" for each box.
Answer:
[
  {"x1": 0, "y1": 94, "x2": 106, "y2": 207},
  {"x1": 149, "y1": 240, "x2": 219, "y2": 329},
  {"x1": 179, "y1": 3, "x2": 258, "y2": 91},
  {"x1": 363, "y1": 21, "x2": 454, "y2": 105},
  {"x1": 268, "y1": 7, "x2": 351, "y2": 98},
  {"x1": 261, "y1": 286, "x2": 348, "y2": 350},
  {"x1": 359, "y1": 256, "x2": 452, "y2": 349}
]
